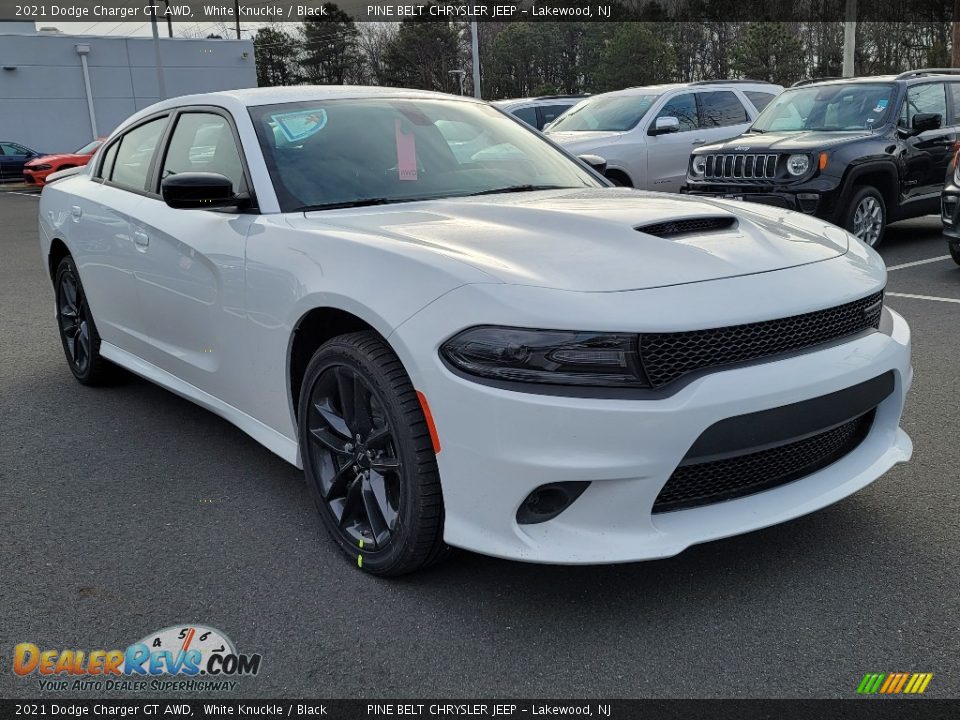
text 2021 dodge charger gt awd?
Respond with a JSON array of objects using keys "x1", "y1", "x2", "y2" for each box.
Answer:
[{"x1": 38, "y1": 87, "x2": 913, "y2": 575}]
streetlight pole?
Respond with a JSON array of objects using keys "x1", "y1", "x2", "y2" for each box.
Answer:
[
  {"x1": 470, "y1": 21, "x2": 481, "y2": 99},
  {"x1": 150, "y1": 12, "x2": 167, "y2": 100},
  {"x1": 842, "y1": 0, "x2": 857, "y2": 77}
]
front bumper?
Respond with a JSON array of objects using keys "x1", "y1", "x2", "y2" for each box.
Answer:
[
  {"x1": 391, "y1": 261, "x2": 911, "y2": 564},
  {"x1": 22, "y1": 169, "x2": 50, "y2": 186},
  {"x1": 683, "y1": 178, "x2": 842, "y2": 220},
  {"x1": 942, "y1": 186, "x2": 960, "y2": 241}
]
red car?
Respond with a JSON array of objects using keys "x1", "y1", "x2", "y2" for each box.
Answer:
[{"x1": 23, "y1": 138, "x2": 104, "y2": 187}]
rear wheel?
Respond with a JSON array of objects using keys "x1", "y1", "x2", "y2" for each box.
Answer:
[
  {"x1": 297, "y1": 331, "x2": 449, "y2": 576},
  {"x1": 843, "y1": 185, "x2": 886, "y2": 248},
  {"x1": 54, "y1": 256, "x2": 114, "y2": 385}
]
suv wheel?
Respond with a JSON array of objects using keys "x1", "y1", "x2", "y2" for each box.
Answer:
[
  {"x1": 950, "y1": 243, "x2": 960, "y2": 266},
  {"x1": 844, "y1": 186, "x2": 886, "y2": 248},
  {"x1": 297, "y1": 331, "x2": 449, "y2": 576}
]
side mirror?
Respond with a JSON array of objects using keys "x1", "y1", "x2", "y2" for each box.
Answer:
[
  {"x1": 912, "y1": 112, "x2": 942, "y2": 134},
  {"x1": 648, "y1": 116, "x2": 680, "y2": 136},
  {"x1": 578, "y1": 154, "x2": 607, "y2": 174},
  {"x1": 161, "y1": 172, "x2": 239, "y2": 210},
  {"x1": 542, "y1": 121, "x2": 554, "y2": 132}
]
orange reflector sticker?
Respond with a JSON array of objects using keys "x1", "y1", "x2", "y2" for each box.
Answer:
[{"x1": 417, "y1": 390, "x2": 441, "y2": 454}]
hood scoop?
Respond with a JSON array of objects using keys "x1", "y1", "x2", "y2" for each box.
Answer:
[{"x1": 637, "y1": 216, "x2": 737, "y2": 238}]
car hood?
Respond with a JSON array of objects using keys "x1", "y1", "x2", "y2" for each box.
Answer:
[
  {"x1": 698, "y1": 129, "x2": 875, "y2": 154},
  {"x1": 290, "y1": 188, "x2": 849, "y2": 292},
  {"x1": 25, "y1": 153, "x2": 91, "y2": 167},
  {"x1": 546, "y1": 130, "x2": 625, "y2": 150}
]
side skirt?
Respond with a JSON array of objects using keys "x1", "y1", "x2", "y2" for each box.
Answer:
[{"x1": 99, "y1": 341, "x2": 301, "y2": 468}]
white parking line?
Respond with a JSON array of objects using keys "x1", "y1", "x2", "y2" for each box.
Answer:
[
  {"x1": 887, "y1": 255, "x2": 951, "y2": 271},
  {"x1": 4, "y1": 191, "x2": 40, "y2": 198},
  {"x1": 886, "y1": 292, "x2": 960, "y2": 304}
]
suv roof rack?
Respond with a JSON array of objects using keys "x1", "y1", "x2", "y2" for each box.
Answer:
[
  {"x1": 791, "y1": 77, "x2": 845, "y2": 87},
  {"x1": 690, "y1": 79, "x2": 775, "y2": 86},
  {"x1": 896, "y1": 68, "x2": 960, "y2": 80}
]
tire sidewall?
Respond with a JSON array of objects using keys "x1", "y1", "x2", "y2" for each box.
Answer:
[
  {"x1": 844, "y1": 186, "x2": 886, "y2": 248},
  {"x1": 54, "y1": 256, "x2": 99, "y2": 383},
  {"x1": 297, "y1": 338, "x2": 434, "y2": 574}
]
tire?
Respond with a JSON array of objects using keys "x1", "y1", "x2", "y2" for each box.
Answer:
[
  {"x1": 842, "y1": 185, "x2": 886, "y2": 248},
  {"x1": 950, "y1": 243, "x2": 960, "y2": 266},
  {"x1": 297, "y1": 331, "x2": 449, "y2": 576},
  {"x1": 54, "y1": 255, "x2": 115, "y2": 385},
  {"x1": 605, "y1": 170, "x2": 633, "y2": 187}
]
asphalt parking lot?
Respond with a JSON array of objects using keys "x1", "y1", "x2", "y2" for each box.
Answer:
[{"x1": 1, "y1": 190, "x2": 958, "y2": 700}]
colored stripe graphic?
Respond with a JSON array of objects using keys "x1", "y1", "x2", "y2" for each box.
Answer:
[{"x1": 857, "y1": 672, "x2": 932, "y2": 694}]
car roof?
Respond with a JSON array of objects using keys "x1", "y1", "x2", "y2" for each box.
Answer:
[
  {"x1": 112, "y1": 85, "x2": 484, "y2": 139},
  {"x1": 585, "y1": 82, "x2": 781, "y2": 99},
  {"x1": 791, "y1": 72, "x2": 960, "y2": 90},
  {"x1": 493, "y1": 96, "x2": 586, "y2": 107}
]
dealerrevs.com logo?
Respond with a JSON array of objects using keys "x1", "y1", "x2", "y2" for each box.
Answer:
[{"x1": 13, "y1": 625, "x2": 262, "y2": 692}]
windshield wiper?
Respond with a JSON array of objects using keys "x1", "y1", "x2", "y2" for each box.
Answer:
[
  {"x1": 466, "y1": 184, "x2": 572, "y2": 197},
  {"x1": 296, "y1": 198, "x2": 403, "y2": 212}
]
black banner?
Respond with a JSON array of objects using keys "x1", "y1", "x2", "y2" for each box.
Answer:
[
  {"x1": 0, "y1": 0, "x2": 956, "y2": 23},
  {"x1": 1, "y1": 700, "x2": 958, "y2": 720}
]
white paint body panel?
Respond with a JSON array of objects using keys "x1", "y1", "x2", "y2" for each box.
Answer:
[{"x1": 38, "y1": 86, "x2": 910, "y2": 565}]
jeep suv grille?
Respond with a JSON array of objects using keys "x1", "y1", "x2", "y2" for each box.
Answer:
[{"x1": 704, "y1": 153, "x2": 778, "y2": 180}]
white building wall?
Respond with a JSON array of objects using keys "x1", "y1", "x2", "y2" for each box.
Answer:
[{"x1": 0, "y1": 32, "x2": 256, "y2": 152}]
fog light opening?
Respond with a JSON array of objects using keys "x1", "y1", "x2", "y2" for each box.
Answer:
[{"x1": 516, "y1": 481, "x2": 590, "y2": 525}]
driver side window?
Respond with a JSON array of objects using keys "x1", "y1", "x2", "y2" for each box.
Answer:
[
  {"x1": 654, "y1": 93, "x2": 698, "y2": 132},
  {"x1": 900, "y1": 83, "x2": 947, "y2": 128}
]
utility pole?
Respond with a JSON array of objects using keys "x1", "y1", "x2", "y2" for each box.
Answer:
[
  {"x1": 470, "y1": 21, "x2": 481, "y2": 99},
  {"x1": 163, "y1": 0, "x2": 172, "y2": 37},
  {"x1": 150, "y1": 12, "x2": 167, "y2": 100},
  {"x1": 234, "y1": 0, "x2": 241, "y2": 40},
  {"x1": 953, "y1": 0, "x2": 960, "y2": 67},
  {"x1": 842, "y1": 0, "x2": 857, "y2": 77}
]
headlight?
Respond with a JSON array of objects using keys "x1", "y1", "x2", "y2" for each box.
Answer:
[
  {"x1": 691, "y1": 155, "x2": 707, "y2": 176},
  {"x1": 786, "y1": 154, "x2": 810, "y2": 176},
  {"x1": 441, "y1": 326, "x2": 649, "y2": 388},
  {"x1": 28, "y1": 163, "x2": 52, "y2": 170}
]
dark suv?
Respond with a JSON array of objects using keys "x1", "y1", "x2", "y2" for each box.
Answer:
[{"x1": 684, "y1": 70, "x2": 960, "y2": 247}]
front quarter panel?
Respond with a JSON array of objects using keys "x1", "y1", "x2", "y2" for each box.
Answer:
[{"x1": 242, "y1": 214, "x2": 499, "y2": 441}]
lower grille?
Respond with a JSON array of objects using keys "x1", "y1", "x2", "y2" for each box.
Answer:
[{"x1": 652, "y1": 411, "x2": 875, "y2": 513}]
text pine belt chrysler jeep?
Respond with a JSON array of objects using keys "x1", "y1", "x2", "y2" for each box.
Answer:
[{"x1": 685, "y1": 69, "x2": 960, "y2": 248}]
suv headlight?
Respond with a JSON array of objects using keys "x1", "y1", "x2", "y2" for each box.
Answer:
[
  {"x1": 691, "y1": 155, "x2": 707, "y2": 177},
  {"x1": 441, "y1": 326, "x2": 649, "y2": 388},
  {"x1": 786, "y1": 154, "x2": 810, "y2": 177}
]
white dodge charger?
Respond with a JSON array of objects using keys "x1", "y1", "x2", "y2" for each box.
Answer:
[{"x1": 38, "y1": 87, "x2": 913, "y2": 575}]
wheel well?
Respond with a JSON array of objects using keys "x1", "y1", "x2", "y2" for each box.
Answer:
[
  {"x1": 288, "y1": 308, "x2": 382, "y2": 419},
  {"x1": 48, "y1": 238, "x2": 70, "y2": 283},
  {"x1": 604, "y1": 168, "x2": 633, "y2": 187},
  {"x1": 848, "y1": 167, "x2": 897, "y2": 217}
]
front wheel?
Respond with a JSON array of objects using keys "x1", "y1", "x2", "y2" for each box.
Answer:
[
  {"x1": 949, "y1": 242, "x2": 960, "y2": 266},
  {"x1": 843, "y1": 186, "x2": 887, "y2": 248},
  {"x1": 297, "y1": 331, "x2": 449, "y2": 576}
]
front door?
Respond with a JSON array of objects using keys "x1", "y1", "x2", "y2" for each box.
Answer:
[
  {"x1": 129, "y1": 110, "x2": 254, "y2": 408},
  {"x1": 645, "y1": 92, "x2": 701, "y2": 193}
]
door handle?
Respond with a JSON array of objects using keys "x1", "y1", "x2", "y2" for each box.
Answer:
[
  {"x1": 70, "y1": 205, "x2": 82, "y2": 220},
  {"x1": 133, "y1": 229, "x2": 149, "y2": 248}
]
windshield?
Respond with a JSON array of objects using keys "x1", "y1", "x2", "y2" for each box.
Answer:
[
  {"x1": 249, "y1": 98, "x2": 600, "y2": 212},
  {"x1": 74, "y1": 139, "x2": 103, "y2": 155},
  {"x1": 751, "y1": 83, "x2": 896, "y2": 132},
  {"x1": 546, "y1": 94, "x2": 658, "y2": 132}
]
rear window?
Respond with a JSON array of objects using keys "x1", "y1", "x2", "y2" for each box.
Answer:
[
  {"x1": 745, "y1": 91, "x2": 777, "y2": 112},
  {"x1": 698, "y1": 91, "x2": 749, "y2": 127}
]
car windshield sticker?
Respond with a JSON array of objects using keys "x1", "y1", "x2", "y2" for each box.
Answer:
[
  {"x1": 873, "y1": 99, "x2": 888, "y2": 113},
  {"x1": 270, "y1": 109, "x2": 327, "y2": 142},
  {"x1": 395, "y1": 119, "x2": 418, "y2": 181}
]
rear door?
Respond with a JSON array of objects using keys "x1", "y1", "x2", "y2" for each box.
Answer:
[
  {"x1": 0, "y1": 142, "x2": 33, "y2": 182},
  {"x1": 645, "y1": 92, "x2": 701, "y2": 192},
  {"x1": 900, "y1": 82, "x2": 953, "y2": 203},
  {"x1": 65, "y1": 116, "x2": 169, "y2": 357}
]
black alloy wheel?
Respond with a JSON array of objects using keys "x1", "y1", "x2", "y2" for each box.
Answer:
[
  {"x1": 298, "y1": 331, "x2": 449, "y2": 576},
  {"x1": 54, "y1": 256, "x2": 113, "y2": 384}
]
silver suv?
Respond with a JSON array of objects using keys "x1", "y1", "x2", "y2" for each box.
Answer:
[{"x1": 546, "y1": 81, "x2": 782, "y2": 192}]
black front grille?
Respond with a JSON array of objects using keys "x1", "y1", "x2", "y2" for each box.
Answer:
[
  {"x1": 639, "y1": 291, "x2": 884, "y2": 389},
  {"x1": 704, "y1": 153, "x2": 779, "y2": 180},
  {"x1": 637, "y1": 216, "x2": 737, "y2": 238},
  {"x1": 652, "y1": 411, "x2": 875, "y2": 513}
]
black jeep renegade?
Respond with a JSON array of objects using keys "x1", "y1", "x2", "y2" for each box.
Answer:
[{"x1": 684, "y1": 70, "x2": 960, "y2": 248}]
